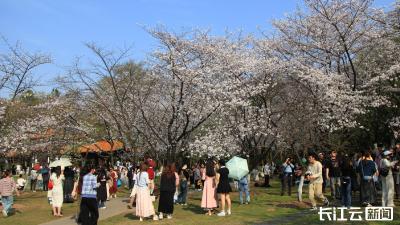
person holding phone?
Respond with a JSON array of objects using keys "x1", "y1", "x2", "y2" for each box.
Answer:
[{"x1": 281, "y1": 157, "x2": 294, "y2": 196}]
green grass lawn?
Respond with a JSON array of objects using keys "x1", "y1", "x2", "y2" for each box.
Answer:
[
  {"x1": 0, "y1": 182, "x2": 132, "y2": 224},
  {"x1": 100, "y1": 183, "x2": 303, "y2": 225},
  {"x1": 2, "y1": 179, "x2": 400, "y2": 225},
  {"x1": 0, "y1": 190, "x2": 80, "y2": 224},
  {"x1": 100, "y1": 180, "x2": 400, "y2": 225}
]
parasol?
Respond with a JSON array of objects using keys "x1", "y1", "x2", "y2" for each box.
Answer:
[{"x1": 226, "y1": 156, "x2": 249, "y2": 180}]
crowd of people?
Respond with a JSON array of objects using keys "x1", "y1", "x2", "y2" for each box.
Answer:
[
  {"x1": 266, "y1": 143, "x2": 400, "y2": 210},
  {"x1": 1, "y1": 143, "x2": 399, "y2": 223},
  {"x1": 0, "y1": 156, "x2": 243, "y2": 223},
  {"x1": 125, "y1": 158, "x2": 235, "y2": 222}
]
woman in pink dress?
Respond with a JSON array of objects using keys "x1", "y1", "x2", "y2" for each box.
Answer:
[
  {"x1": 201, "y1": 160, "x2": 218, "y2": 215},
  {"x1": 135, "y1": 163, "x2": 158, "y2": 221}
]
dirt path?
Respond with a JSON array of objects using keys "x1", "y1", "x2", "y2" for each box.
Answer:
[{"x1": 39, "y1": 197, "x2": 131, "y2": 225}]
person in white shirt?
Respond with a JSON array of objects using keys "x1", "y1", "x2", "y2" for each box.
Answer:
[
  {"x1": 30, "y1": 169, "x2": 38, "y2": 192},
  {"x1": 381, "y1": 149, "x2": 398, "y2": 207},
  {"x1": 17, "y1": 175, "x2": 26, "y2": 191},
  {"x1": 306, "y1": 153, "x2": 329, "y2": 210},
  {"x1": 263, "y1": 162, "x2": 271, "y2": 187}
]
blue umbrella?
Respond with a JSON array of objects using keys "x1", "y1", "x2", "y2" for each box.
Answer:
[{"x1": 226, "y1": 156, "x2": 249, "y2": 180}]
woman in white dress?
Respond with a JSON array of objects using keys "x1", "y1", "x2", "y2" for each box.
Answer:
[{"x1": 51, "y1": 167, "x2": 65, "y2": 217}]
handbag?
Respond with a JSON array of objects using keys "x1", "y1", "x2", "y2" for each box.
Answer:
[
  {"x1": 48, "y1": 180, "x2": 54, "y2": 190},
  {"x1": 379, "y1": 168, "x2": 389, "y2": 177},
  {"x1": 117, "y1": 179, "x2": 122, "y2": 187},
  {"x1": 379, "y1": 160, "x2": 390, "y2": 177}
]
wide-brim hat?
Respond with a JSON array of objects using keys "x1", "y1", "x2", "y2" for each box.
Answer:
[{"x1": 383, "y1": 150, "x2": 393, "y2": 156}]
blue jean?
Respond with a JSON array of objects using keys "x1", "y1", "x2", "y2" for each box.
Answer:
[
  {"x1": 239, "y1": 182, "x2": 250, "y2": 203},
  {"x1": 341, "y1": 177, "x2": 351, "y2": 207},
  {"x1": 177, "y1": 180, "x2": 188, "y2": 204},
  {"x1": 1, "y1": 196, "x2": 13, "y2": 214},
  {"x1": 98, "y1": 200, "x2": 106, "y2": 208},
  {"x1": 330, "y1": 177, "x2": 341, "y2": 199}
]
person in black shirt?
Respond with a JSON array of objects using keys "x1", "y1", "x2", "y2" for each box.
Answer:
[
  {"x1": 158, "y1": 163, "x2": 177, "y2": 220},
  {"x1": 127, "y1": 164, "x2": 135, "y2": 190},
  {"x1": 177, "y1": 165, "x2": 190, "y2": 205},
  {"x1": 326, "y1": 150, "x2": 341, "y2": 199},
  {"x1": 357, "y1": 151, "x2": 377, "y2": 206},
  {"x1": 42, "y1": 165, "x2": 50, "y2": 191},
  {"x1": 216, "y1": 159, "x2": 232, "y2": 217},
  {"x1": 340, "y1": 155, "x2": 354, "y2": 208},
  {"x1": 63, "y1": 167, "x2": 75, "y2": 203}
]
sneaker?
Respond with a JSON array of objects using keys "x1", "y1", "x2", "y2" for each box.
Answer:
[
  {"x1": 101, "y1": 206, "x2": 106, "y2": 209},
  {"x1": 139, "y1": 217, "x2": 143, "y2": 222},
  {"x1": 217, "y1": 211, "x2": 226, "y2": 217},
  {"x1": 227, "y1": 209, "x2": 231, "y2": 215},
  {"x1": 153, "y1": 215, "x2": 159, "y2": 221},
  {"x1": 2, "y1": 210, "x2": 7, "y2": 217},
  {"x1": 159, "y1": 213, "x2": 163, "y2": 220},
  {"x1": 324, "y1": 199, "x2": 330, "y2": 206},
  {"x1": 167, "y1": 214, "x2": 172, "y2": 219},
  {"x1": 366, "y1": 203, "x2": 372, "y2": 207},
  {"x1": 310, "y1": 207, "x2": 318, "y2": 211}
]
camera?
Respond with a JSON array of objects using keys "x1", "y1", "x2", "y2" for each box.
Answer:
[{"x1": 304, "y1": 171, "x2": 312, "y2": 180}]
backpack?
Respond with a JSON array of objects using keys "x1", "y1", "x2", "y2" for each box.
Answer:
[
  {"x1": 379, "y1": 159, "x2": 390, "y2": 177},
  {"x1": 380, "y1": 167, "x2": 389, "y2": 177}
]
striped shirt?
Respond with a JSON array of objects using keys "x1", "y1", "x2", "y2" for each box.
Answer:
[
  {"x1": 81, "y1": 173, "x2": 97, "y2": 198},
  {"x1": 0, "y1": 177, "x2": 16, "y2": 197}
]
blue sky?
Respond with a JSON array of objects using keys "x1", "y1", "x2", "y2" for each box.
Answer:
[{"x1": 0, "y1": 0, "x2": 395, "y2": 97}]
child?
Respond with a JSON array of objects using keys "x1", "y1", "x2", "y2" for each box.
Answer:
[{"x1": 17, "y1": 174, "x2": 26, "y2": 191}]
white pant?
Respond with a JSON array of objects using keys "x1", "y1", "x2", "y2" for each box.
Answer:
[
  {"x1": 298, "y1": 176, "x2": 304, "y2": 202},
  {"x1": 382, "y1": 175, "x2": 395, "y2": 207}
]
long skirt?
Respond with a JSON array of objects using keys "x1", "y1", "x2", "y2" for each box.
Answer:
[
  {"x1": 158, "y1": 191, "x2": 174, "y2": 214},
  {"x1": 97, "y1": 181, "x2": 107, "y2": 202},
  {"x1": 109, "y1": 179, "x2": 117, "y2": 194},
  {"x1": 136, "y1": 187, "x2": 155, "y2": 218},
  {"x1": 52, "y1": 187, "x2": 64, "y2": 207},
  {"x1": 201, "y1": 177, "x2": 217, "y2": 209}
]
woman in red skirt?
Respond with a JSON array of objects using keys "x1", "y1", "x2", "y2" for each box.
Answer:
[{"x1": 109, "y1": 167, "x2": 118, "y2": 198}]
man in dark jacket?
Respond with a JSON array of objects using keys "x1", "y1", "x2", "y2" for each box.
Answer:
[
  {"x1": 42, "y1": 165, "x2": 50, "y2": 191},
  {"x1": 128, "y1": 164, "x2": 135, "y2": 190}
]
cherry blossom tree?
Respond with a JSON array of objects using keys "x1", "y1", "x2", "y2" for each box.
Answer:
[{"x1": 0, "y1": 36, "x2": 51, "y2": 100}]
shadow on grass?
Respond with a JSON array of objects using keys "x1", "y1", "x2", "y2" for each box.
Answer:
[
  {"x1": 276, "y1": 201, "x2": 311, "y2": 209},
  {"x1": 181, "y1": 203, "x2": 205, "y2": 214},
  {"x1": 123, "y1": 212, "x2": 137, "y2": 220},
  {"x1": 123, "y1": 212, "x2": 157, "y2": 222},
  {"x1": 4, "y1": 209, "x2": 23, "y2": 217}
]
